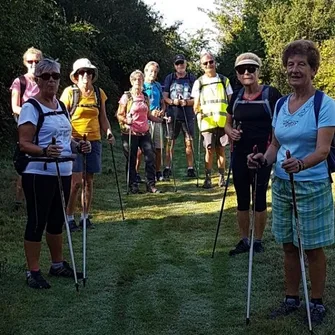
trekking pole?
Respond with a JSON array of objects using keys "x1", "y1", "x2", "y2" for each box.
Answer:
[
  {"x1": 109, "y1": 134, "x2": 125, "y2": 221},
  {"x1": 126, "y1": 128, "x2": 132, "y2": 195},
  {"x1": 179, "y1": 97, "x2": 198, "y2": 183},
  {"x1": 211, "y1": 122, "x2": 241, "y2": 257},
  {"x1": 170, "y1": 115, "x2": 177, "y2": 192},
  {"x1": 286, "y1": 150, "x2": 313, "y2": 333},
  {"x1": 159, "y1": 120, "x2": 164, "y2": 172},
  {"x1": 246, "y1": 145, "x2": 258, "y2": 325},
  {"x1": 82, "y1": 134, "x2": 87, "y2": 287},
  {"x1": 196, "y1": 126, "x2": 201, "y2": 188},
  {"x1": 52, "y1": 137, "x2": 79, "y2": 292}
]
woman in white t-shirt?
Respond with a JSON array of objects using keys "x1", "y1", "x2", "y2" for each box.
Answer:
[{"x1": 18, "y1": 58, "x2": 91, "y2": 290}]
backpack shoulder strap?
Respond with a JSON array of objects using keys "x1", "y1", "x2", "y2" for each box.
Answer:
[
  {"x1": 232, "y1": 88, "x2": 245, "y2": 115},
  {"x1": 19, "y1": 75, "x2": 27, "y2": 106},
  {"x1": 124, "y1": 91, "x2": 133, "y2": 114},
  {"x1": 313, "y1": 90, "x2": 324, "y2": 125},
  {"x1": 275, "y1": 95, "x2": 289, "y2": 117},
  {"x1": 26, "y1": 98, "x2": 45, "y2": 146},
  {"x1": 70, "y1": 85, "x2": 80, "y2": 117},
  {"x1": 261, "y1": 85, "x2": 272, "y2": 118},
  {"x1": 58, "y1": 100, "x2": 70, "y2": 119},
  {"x1": 93, "y1": 85, "x2": 101, "y2": 109}
]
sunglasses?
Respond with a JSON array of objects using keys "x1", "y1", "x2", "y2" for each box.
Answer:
[
  {"x1": 37, "y1": 72, "x2": 61, "y2": 81},
  {"x1": 202, "y1": 60, "x2": 214, "y2": 66},
  {"x1": 236, "y1": 65, "x2": 258, "y2": 75},
  {"x1": 27, "y1": 60, "x2": 39, "y2": 65},
  {"x1": 174, "y1": 61, "x2": 185, "y2": 66},
  {"x1": 77, "y1": 69, "x2": 94, "y2": 76}
]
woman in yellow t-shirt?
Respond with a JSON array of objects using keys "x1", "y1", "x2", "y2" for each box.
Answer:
[{"x1": 60, "y1": 58, "x2": 115, "y2": 232}]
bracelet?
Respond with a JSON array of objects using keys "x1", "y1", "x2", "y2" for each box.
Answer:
[{"x1": 297, "y1": 159, "x2": 305, "y2": 172}]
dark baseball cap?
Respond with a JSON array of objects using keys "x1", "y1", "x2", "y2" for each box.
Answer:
[{"x1": 174, "y1": 54, "x2": 186, "y2": 63}]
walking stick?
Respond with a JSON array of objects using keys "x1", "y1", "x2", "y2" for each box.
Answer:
[
  {"x1": 170, "y1": 114, "x2": 177, "y2": 192},
  {"x1": 126, "y1": 129, "x2": 132, "y2": 195},
  {"x1": 82, "y1": 134, "x2": 87, "y2": 287},
  {"x1": 286, "y1": 150, "x2": 312, "y2": 333},
  {"x1": 52, "y1": 137, "x2": 79, "y2": 291},
  {"x1": 246, "y1": 145, "x2": 258, "y2": 325},
  {"x1": 211, "y1": 122, "x2": 241, "y2": 257},
  {"x1": 109, "y1": 134, "x2": 125, "y2": 221},
  {"x1": 196, "y1": 126, "x2": 201, "y2": 188}
]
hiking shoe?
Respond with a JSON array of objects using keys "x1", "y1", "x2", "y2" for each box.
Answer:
[
  {"x1": 147, "y1": 185, "x2": 161, "y2": 193},
  {"x1": 68, "y1": 219, "x2": 80, "y2": 233},
  {"x1": 307, "y1": 303, "x2": 326, "y2": 325},
  {"x1": 270, "y1": 298, "x2": 301, "y2": 319},
  {"x1": 219, "y1": 175, "x2": 226, "y2": 187},
  {"x1": 129, "y1": 183, "x2": 142, "y2": 194},
  {"x1": 253, "y1": 241, "x2": 265, "y2": 253},
  {"x1": 156, "y1": 171, "x2": 163, "y2": 182},
  {"x1": 187, "y1": 168, "x2": 196, "y2": 178},
  {"x1": 49, "y1": 261, "x2": 83, "y2": 279},
  {"x1": 202, "y1": 178, "x2": 212, "y2": 189},
  {"x1": 229, "y1": 239, "x2": 250, "y2": 256},
  {"x1": 163, "y1": 168, "x2": 171, "y2": 181},
  {"x1": 135, "y1": 173, "x2": 142, "y2": 183},
  {"x1": 79, "y1": 218, "x2": 95, "y2": 229},
  {"x1": 26, "y1": 270, "x2": 51, "y2": 289}
]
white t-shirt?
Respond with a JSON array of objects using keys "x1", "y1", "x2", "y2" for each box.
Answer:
[
  {"x1": 191, "y1": 74, "x2": 233, "y2": 99},
  {"x1": 18, "y1": 98, "x2": 73, "y2": 176}
]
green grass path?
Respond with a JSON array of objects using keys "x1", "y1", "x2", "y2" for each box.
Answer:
[{"x1": 1, "y1": 131, "x2": 335, "y2": 335}]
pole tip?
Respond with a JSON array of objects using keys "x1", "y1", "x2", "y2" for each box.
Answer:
[
  {"x1": 75, "y1": 283, "x2": 79, "y2": 292},
  {"x1": 246, "y1": 318, "x2": 250, "y2": 326},
  {"x1": 83, "y1": 278, "x2": 86, "y2": 287}
]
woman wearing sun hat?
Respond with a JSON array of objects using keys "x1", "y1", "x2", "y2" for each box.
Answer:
[
  {"x1": 225, "y1": 52, "x2": 282, "y2": 256},
  {"x1": 60, "y1": 58, "x2": 115, "y2": 232}
]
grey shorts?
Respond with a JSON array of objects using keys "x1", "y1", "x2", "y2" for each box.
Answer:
[
  {"x1": 165, "y1": 119, "x2": 195, "y2": 141},
  {"x1": 202, "y1": 128, "x2": 228, "y2": 149},
  {"x1": 150, "y1": 122, "x2": 164, "y2": 149},
  {"x1": 72, "y1": 140, "x2": 102, "y2": 174}
]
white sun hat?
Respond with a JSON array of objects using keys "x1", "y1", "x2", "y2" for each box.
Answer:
[{"x1": 70, "y1": 58, "x2": 98, "y2": 83}]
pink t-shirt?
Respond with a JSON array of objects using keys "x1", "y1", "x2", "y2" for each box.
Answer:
[
  {"x1": 119, "y1": 93, "x2": 149, "y2": 133},
  {"x1": 10, "y1": 74, "x2": 39, "y2": 104}
]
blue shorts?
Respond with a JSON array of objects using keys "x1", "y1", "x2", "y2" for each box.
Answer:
[
  {"x1": 272, "y1": 177, "x2": 334, "y2": 250},
  {"x1": 72, "y1": 140, "x2": 102, "y2": 174}
]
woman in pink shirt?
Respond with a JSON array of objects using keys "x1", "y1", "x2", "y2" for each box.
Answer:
[
  {"x1": 117, "y1": 70, "x2": 163, "y2": 194},
  {"x1": 10, "y1": 47, "x2": 43, "y2": 208}
]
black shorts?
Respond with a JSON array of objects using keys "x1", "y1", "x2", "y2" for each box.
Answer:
[{"x1": 165, "y1": 119, "x2": 195, "y2": 141}]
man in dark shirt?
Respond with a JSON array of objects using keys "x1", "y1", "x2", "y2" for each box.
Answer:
[{"x1": 163, "y1": 54, "x2": 196, "y2": 180}]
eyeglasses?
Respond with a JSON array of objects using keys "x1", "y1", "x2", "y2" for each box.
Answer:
[
  {"x1": 77, "y1": 69, "x2": 94, "y2": 76},
  {"x1": 37, "y1": 72, "x2": 61, "y2": 80},
  {"x1": 174, "y1": 61, "x2": 185, "y2": 66},
  {"x1": 236, "y1": 65, "x2": 258, "y2": 75},
  {"x1": 27, "y1": 60, "x2": 39, "y2": 65},
  {"x1": 202, "y1": 60, "x2": 214, "y2": 66}
]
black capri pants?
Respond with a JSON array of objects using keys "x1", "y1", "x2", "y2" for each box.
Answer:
[
  {"x1": 232, "y1": 151, "x2": 272, "y2": 212},
  {"x1": 22, "y1": 173, "x2": 71, "y2": 242}
]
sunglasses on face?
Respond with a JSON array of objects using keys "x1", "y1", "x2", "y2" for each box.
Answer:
[
  {"x1": 77, "y1": 69, "x2": 94, "y2": 76},
  {"x1": 202, "y1": 60, "x2": 214, "y2": 66},
  {"x1": 236, "y1": 65, "x2": 258, "y2": 75},
  {"x1": 27, "y1": 60, "x2": 39, "y2": 65},
  {"x1": 37, "y1": 72, "x2": 61, "y2": 81},
  {"x1": 174, "y1": 61, "x2": 185, "y2": 66}
]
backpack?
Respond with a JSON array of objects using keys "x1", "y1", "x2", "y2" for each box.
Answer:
[
  {"x1": 275, "y1": 90, "x2": 335, "y2": 173},
  {"x1": 19, "y1": 75, "x2": 27, "y2": 106},
  {"x1": 13, "y1": 99, "x2": 69, "y2": 175},
  {"x1": 69, "y1": 85, "x2": 101, "y2": 117},
  {"x1": 232, "y1": 85, "x2": 272, "y2": 118}
]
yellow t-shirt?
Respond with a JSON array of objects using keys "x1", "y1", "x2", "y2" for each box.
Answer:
[{"x1": 60, "y1": 86, "x2": 107, "y2": 141}]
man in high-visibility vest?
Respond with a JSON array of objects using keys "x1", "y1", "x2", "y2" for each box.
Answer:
[{"x1": 191, "y1": 52, "x2": 233, "y2": 188}]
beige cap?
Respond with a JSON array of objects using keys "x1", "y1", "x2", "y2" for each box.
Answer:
[{"x1": 234, "y1": 58, "x2": 260, "y2": 68}]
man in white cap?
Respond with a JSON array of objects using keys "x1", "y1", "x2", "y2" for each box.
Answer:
[
  {"x1": 191, "y1": 51, "x2": 233, "y2": 189},
  {"x1": 60, "y1": 58, "x2": 115, "y2": 232}
]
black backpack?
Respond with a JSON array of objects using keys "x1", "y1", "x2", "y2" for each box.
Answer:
[
  {"x1": 13, "y1": 99, "x2": 69, "y2": 175},
  {"x1": 69, "y1": 85, "x2": 101, "y2": 117}
]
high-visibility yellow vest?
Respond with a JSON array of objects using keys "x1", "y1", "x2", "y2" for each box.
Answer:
[{"x1": 199, "y1": 74, "x2": 229, "y2": 132}]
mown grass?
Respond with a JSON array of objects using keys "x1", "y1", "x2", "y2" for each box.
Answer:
[{"x1": 1, "y1": 126, "x2": 335, "y2": 335}]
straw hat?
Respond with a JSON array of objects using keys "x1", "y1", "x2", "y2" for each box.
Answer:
[{"x1": 70, "y1": 58, "x2": 98, "y2": 83}]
